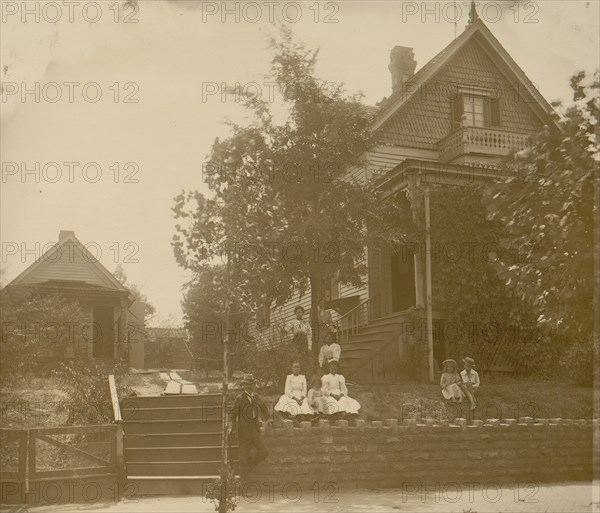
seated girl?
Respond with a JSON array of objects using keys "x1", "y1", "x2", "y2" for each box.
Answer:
[
  {"x1": 274, "y1": 361, "x2": 313, "y2": 420},
  {"x1": 320, "y1": 360, "x2": 360, "y2": 419},
  {"x1": 318, "y1": 332, "x2": 341, "y2": 371},
  {"x1": 440, "y1": 359, "x2": 465, "y2": 402}
]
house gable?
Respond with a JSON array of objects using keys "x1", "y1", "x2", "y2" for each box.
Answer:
[
  {"x1": 10, "y1": 231, "x2": 128, "y2": 293},
  {"x1": 374, "y1": 20, "x2": 554, "y2": 150}
]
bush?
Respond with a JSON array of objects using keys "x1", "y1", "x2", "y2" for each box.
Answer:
[
  {"x1": 53, "y1": 359, "x2": 132, "y2": 425},
  {"x1": 0, "y1": 287, "x2": 88, "y2": 384},
  {"x1": 234, "y1": 340, "x2": 311, "y2": 390},
  {"x1": 560, "y1": 337, "x2": 596, "y2": 386}
]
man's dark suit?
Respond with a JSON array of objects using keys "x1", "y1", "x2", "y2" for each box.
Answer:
[{"x1": 230, "y1": 391, "x2": 269, "y2": 484}]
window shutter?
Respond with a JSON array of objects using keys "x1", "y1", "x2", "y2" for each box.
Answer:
[
  {"x1": 490, "y1": 98, "x2": 501, "y2": 126},
  {"x1": 485, "y1": 97, "x2": 501, "y2": 127},
  {"x1": 451, "y1": 93, "x2": 463, "y2": 130}
]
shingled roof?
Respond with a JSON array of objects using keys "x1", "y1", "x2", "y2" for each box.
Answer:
[{"x1": 371, "y1": 17, "x2": 556, "y2": 132}]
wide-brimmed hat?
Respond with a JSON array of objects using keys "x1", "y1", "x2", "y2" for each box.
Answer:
[
  {"x1": 462, "y1": 357, "x2": 475, "y2": 366},
  {"x1": 442, "y1": 359, "x2": 457, "y2": 367},
  {"x1": 240, "y1": 373, "x2": 256, "y2": 385},
  {"x1": 328, "y1": 359, "x2": 339, "y2": 367}
]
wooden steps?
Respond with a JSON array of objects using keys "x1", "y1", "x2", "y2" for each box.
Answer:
[
  {"x1": 339, "y1": 312, "x2": 412, "y2": 384},
  {"x1": 122, "y1": 393, "x2": 236, "y2": 496}
]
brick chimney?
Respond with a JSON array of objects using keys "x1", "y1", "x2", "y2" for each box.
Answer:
[{"x1": 388, "y1": 46, "x2": 417, "y2": 94}]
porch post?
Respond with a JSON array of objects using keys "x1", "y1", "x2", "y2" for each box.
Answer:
[
  {"x1": 424, "y1": 187, "x2": 435, "y2": 383},
  {"x1": 409, "y1": 173, "x2": 425, "y2": 309},
  {"x1": 117, "y1": 298, "x2": 127, "y2": 361}
]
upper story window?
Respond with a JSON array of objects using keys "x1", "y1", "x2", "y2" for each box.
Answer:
[{"x1": 451, "y1": 86, "x2": 501, "y2": 130}]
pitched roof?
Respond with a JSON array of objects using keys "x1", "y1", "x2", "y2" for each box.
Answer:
[
  {"x1": 9, "y1": 230, "x2": 130, "y2": 295},
  {"x1": 372, "y1": 18, "x2": 556, "y2": 132}
]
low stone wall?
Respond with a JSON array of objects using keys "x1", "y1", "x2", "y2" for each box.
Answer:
[{"x1": 253, "y1": 417, "x2": 596, "y2": 490}]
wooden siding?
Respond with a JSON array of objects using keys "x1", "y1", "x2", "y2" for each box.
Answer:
[
  {"x1": 18, "y1": 242, "x2": 118, "y2": 289},
  {"x1": 250, "y1": 256, "x2": 369, "y2": 351},
  {"x1": 376, "y1": 38, "x2": 543, "y2": 149}
]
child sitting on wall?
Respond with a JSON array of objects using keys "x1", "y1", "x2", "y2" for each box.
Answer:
[
  {"x1": 460, "y1": 357, "x2": 480, "y2": 411},
  {"x1": 307, "y1": 375, "x2": 325, "y2": 423}
]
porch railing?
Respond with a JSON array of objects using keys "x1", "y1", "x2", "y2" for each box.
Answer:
[
  {"x1": 438, "y1": 126, "x2": 531, "y2": 164},
  {"x1": 108, "y1": 375, "x2": 125, "y2": 486},
  {"x1": 335, "y1": 296, "x2": 375, "y2": 345}
]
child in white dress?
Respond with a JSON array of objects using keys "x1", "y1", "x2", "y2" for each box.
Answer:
[
  {"x1": 320, "y1": 360, "x2": 360, "y2": 418},
  {"x1": 307, "y1": 375, "x2": 325, "y2": 416},
  {"x1": 274, "y1": 361, "x2": 313, "y2": 419}
]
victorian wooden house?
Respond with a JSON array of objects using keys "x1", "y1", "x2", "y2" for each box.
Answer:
[{"x1": 252, "y1": 10, "x2": 556, "y2": 383}]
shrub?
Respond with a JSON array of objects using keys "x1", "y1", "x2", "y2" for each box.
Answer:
[
  {"x1": 53, "y1": 359, "x2": 132, "y2": 425},
  {"x1": 234, "y1": 340, "x2": 307, "y2": 390},
  {"x1": 560, "y1": 336, "x2": 596, "y2": 386},
  {"x1": 0, "y1": 287, "x2": 88, "y2": 384}
]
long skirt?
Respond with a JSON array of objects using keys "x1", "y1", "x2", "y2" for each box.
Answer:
[
  {"x1": 274, "y1": 394, "x2": 313, "y2": 416},
  {"x1": 321, "y1": 395, "x2": 361, "y2": 415}
]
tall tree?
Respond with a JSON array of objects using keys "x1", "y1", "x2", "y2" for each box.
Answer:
[
  {"x1": 113, "y1": 264, "x2": 156, "y2": 318},
  {"x1": 172, "y1": 28, "x2": 405, "y2": 350},
  {"x1": 488, "y1": 71, "x2": 598, "y2": 384}
]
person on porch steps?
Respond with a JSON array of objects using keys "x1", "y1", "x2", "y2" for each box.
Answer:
[
  {"x1": 460, "y1": 357, "x2": 480, "y2": 410},
  {"x1": 440, "y1": 359, "x2": 465, "y2": 402},
  {"x1": 318, "y1": 331, "x2": 341, "y2": 370},
  {"x1": 284, "y1": 306, "x2": 313, "y2": 355}
]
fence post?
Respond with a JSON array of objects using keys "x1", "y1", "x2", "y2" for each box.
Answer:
[{"x1": 108, "y1": 375, "x2": 125, "y2": 496}]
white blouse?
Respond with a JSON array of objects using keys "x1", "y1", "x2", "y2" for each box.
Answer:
[
  {"x1": 284, "y1": 374, "x2": 308, "y2": 399},
  {"x1": 321, "y1": 373, "x2": 348, "y2": 397}
]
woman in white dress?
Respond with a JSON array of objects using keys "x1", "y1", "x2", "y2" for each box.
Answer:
[
  {"x1": 318, "y1": 332, "x2": 341, "y2": 371},
  {"x1": 274, "y1": 361, "x2": 313, "y2": 419},
  {"x1": 320, "y1": 360, "x2": 360, "y2": 417}
]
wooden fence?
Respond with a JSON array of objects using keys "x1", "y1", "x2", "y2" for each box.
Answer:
[
  {"x1": 1, "y1": 377, "x2": 124, "y2": 505},
  {"x1": 1, "y1": 424, "x2": 121, "y2": 504}
]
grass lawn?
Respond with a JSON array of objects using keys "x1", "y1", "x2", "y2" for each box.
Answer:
[
  {"x1": 176, "y1": 370, "x2": 594, "y2": 422},
  {"x1": 1, "y1": 374, "x2": 593, "y2": 430}
]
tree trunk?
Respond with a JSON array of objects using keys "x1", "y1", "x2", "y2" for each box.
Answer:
[{"x1": 309, "y1": 266, "x2": 319, "y2": 358}]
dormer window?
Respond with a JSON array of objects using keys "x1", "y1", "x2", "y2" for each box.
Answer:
[{"x1": 451, "y1": 86, "x2": 500, "y2": 130}]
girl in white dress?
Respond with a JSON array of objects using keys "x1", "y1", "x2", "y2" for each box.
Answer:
[
  {"x1": 320, "y1": 360, "x2": 360, "y2": 417},
  {"x1": 274, "y1": 361, "x2": 313, "y2": 419},
  {"x1": 307, "y1": 375, "x2": 326, "y2": 416}
]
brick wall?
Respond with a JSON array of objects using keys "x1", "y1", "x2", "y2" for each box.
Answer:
[{"x1": 253, "y1": 417, "x2": 595, "y2": 489}]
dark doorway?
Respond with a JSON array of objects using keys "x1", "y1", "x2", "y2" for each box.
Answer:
[
  {"x1": 391, "y1": 247, "x2": 416, "y2": 313},
  {"x1": 92, "y1": 306, "x2": 114, "y2": 359}
]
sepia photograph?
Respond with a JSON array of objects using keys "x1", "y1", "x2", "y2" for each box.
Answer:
[{"x1": 0, "y1": 1, "x2": 598, "y2": 512}]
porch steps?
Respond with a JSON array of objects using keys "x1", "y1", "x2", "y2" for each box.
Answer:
[
  {"x1": 339, "y1": 312, "x2": 412, "y2": 384},
  {"x1": 122, "y1": 393, "x2": 237, "y2": 496}
]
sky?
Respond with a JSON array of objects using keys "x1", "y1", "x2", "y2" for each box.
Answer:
[{"x1": 1, "y1": 0, "x2": 599, "y2": 326}]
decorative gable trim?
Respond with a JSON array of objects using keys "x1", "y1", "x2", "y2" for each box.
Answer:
[{"x1": 373, "y1": 19, "x2": 556, "y2": 132}]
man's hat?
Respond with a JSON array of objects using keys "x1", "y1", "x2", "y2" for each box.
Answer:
[
  {"x1": 462, "y1": 357, "x2": 475, "y2": 366},
  {"x1": 240, "y1": 373, "x2": 256, "y2": 385}
]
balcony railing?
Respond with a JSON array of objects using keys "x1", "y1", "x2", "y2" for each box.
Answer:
[{"x1": 438, "y1": 126, "x2": 531, "y2": 164}]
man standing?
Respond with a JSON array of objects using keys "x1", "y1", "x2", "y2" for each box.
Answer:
[{"x1": 229, "y1": 374, "x2": 269, "y2": 486}]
